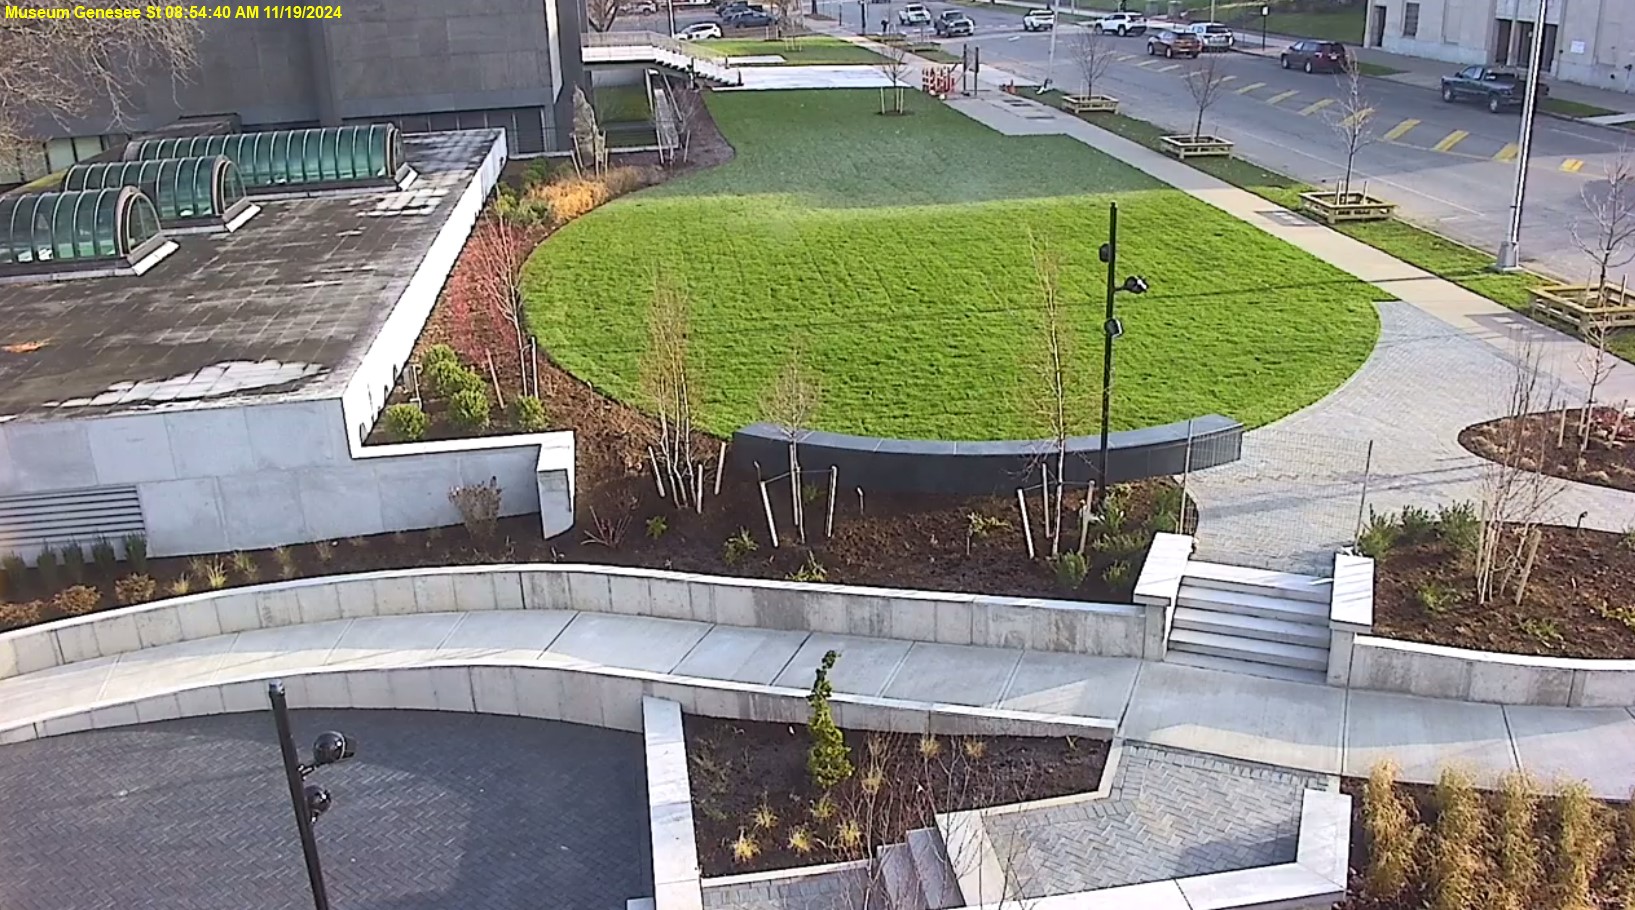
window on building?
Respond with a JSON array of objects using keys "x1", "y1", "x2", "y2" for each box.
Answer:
[{"x1": 1403, "y1": 2, "x2": 1420, "y2": 38}]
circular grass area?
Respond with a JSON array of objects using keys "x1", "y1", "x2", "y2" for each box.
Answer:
[{"x1": 523, "y1": 90, "x2": 1379, "y2": 440}]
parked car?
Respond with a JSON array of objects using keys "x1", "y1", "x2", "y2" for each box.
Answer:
[
  {"x1": 622, "y1": 0, "x2": 658, "y2": 13},
  {"x1": 1280, "y1": 40, "x2": 1349, "y2": 74},
  {"x1": 716, "y1": 1, "x2": 756, "y2": 16},
  {"x1": 1022, "y1": 8, "x2": 1056, "y2": 31},
  {"x1": 1187, "y1": 21, "x2": 1233, "y2": 50},
  {"x1": 1146, "y1": 28, "x2": 1202, "y2": 58},
  {"x1": 725, "y1": 8, "x2": 774, "y2": 26},
  {"x1": 1440, "y1": 65, "x2": 1549, "y2": 112},
  {"x1": 675, "y1": 21, "x2": 722, "y2": 38},
  {"x1": 934, "y1": 11, "x2": 973, "y2": 36},
  {"x1": 1091, "y1": 11, "x2": 1147, "y2": 36},
  {"x1": 897, "y1": 2, "x2": 931, "y2": 26}
]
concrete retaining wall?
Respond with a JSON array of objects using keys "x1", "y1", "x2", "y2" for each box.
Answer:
[
  {"x1": 1343, "y1": 636, "x2": 1635, "y2": 707},
  {"x1": 0, "y1": 564, "x2": 1148, "y2": 682},
  {"x1": 730, "y1": 415, "x2": 1243, "y2": 496}
]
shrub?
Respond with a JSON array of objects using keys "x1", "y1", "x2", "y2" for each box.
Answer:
[
  {"x1": 114, "y1": 574, "x2": 158, "y2": 606},
  {"x1": 521, "y1": 158, "x2": 556, "y2": 189},
  {"x1": 61, "y1": 543, "x2": 86, "y2": 582},
  {"x1": 645, "y1": 515, "x2": 667, "y2": 540},
  {"x1": 806, "y1": 650, "x2": 853, "y2": 789},
  {"x1": 0, "y1": 600, "x2": 44, "y2": 631},
  {"x1": 723, "y1": 529, "x2": 758, "y2": 566},
  {"x1": 383, "y1": 403, "x2": 430, "y2": 441},
  {"x1": 1050, "y1": 551, "x2": 1087, "y2": 590},
  {"x1": 539, "y1": 177, "x2": 608, "y2": 223},
  {"x1": 421, "y1": 344, "x2": 460, "y2": 370},
  {"x1": 1357, "y1": 508, "x2": 1401, "y2": 558},
  {"x1": 787, "y1": 553, "x2": 827, "y2": 583},
  {"x1": 1416, "y1": 580, "x2": 1456, "y2": 615},
  {"x1": 1491, "y1": 773, "x2": 1540, "y2": 910},
  {"x1": 448, "y1": 388, "x2": 492, "y2": 430},
  {"x1": 90, "y1": 539, "x2": 117, "y2": 574},
  {"x1": 123, "y1": 534, "x2": 148, "y2": 571},
  {"x1": 35, "y1": 549, "x2": 59, "y2": 589},
  {"x1": 1435, "y1": 501, "x2": 1479, "y2": 554},
  {"x1": 449, "y1": 477, "x2": 503, "y2": 544},
  {"x1": 1397, "y1": 505, "x2": 1436, "y2": 545},
  {"x1": 601, "y1": 165, "x2": 654, "y2": 196},
  {"x1": 1553, "y1": 781, "x2": 1607, "y2": 910},
  {"x1": 1428, "y1": 767, "x2": 1485, "y2": 910},
  {"x1": 511, "y1": 395, "x2": 549, "y2": 431},
  {"x1": 730, "y1": 831, "x2": 760, "y2": 864},
  {"x1": 52, "y1": 585, "x2": 101, "y2": 617},
  {"x1": 0, "y1": 554, "x2": 25, "y2": 593},
  {"x1": 1102, "y1": 560, "x2": 1133, "y2": 592},
  {"x1": 1361, "y1": 761, "x2": 1419, "y2": 901},
  {"x1": 424, "y1": 359, "x2": 483, "y2": 398}
]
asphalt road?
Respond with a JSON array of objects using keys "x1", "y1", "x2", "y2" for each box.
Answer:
[{"x1": 621, "y1": 1, "x2": 1630, "y2": 281}]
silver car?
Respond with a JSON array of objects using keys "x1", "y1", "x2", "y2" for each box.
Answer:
[{"x1": 1188, "y1": 22, "x2": 1234, "y2": 50}]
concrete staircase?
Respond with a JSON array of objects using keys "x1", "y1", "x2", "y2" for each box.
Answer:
[
  {"x1": 874, "y1": 827, "x2": 963, "y2": 910},
  {"x1": 1166, "y1": 561, "x2": 1333, "y2": 684}
]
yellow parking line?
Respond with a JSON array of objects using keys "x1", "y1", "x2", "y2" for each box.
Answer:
[
  {"x1": 1494, "y1": 143, "x2": 1519, "y2": 162},
  {"x1": 1562, "y1": 158, "x2": 1585, "y2": 173},
  {"x1": 1298, "y1": 98, "x2": 1334, "y2": 116},
  {"x1": 1158, "y1": 63, "x2": 1181, "y2": 72},
  {"x1": 1382, "y1": 118, "x2": 1419, "y2": 141},
  {"x1": 1266, "y1": 89, "x2": 1298, "y2": 105},
  {"x1": 1236, "y1": 81, "x2": 1266, "y2": 94},
  {"x1": 1432, "y1": 129, "x2": 1469, "y2": 153},
  {"x1": 1339, "y1": 107, "x2": 1374, "y2": 128}
]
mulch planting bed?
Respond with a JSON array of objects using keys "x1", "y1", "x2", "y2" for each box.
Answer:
[
  {"x1": 684, "y1": 716, "x2": 1108, "y2": 876},
  {"x1": 1372, "y1": 525, "x2": 1635, "y2": 659},
  {"x1": 1460, "y1": 407, "x2": 1635, "y2": 494}
]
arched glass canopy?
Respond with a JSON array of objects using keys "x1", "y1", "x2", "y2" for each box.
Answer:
[
  {"x1": 123, "y1": 124, "x2": 406, "y2": 190},
  {"x1": 63, "y1": 156, "x2": 247, "y2": 223},
  {"x1": 0, "y1": 188, "x2": 163, "y2": 267}
]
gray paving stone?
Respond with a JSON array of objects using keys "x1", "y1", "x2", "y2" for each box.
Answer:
[
  {"x1": 982, "y1": 743, "x2": 1332, "y2": 897},
  {"x1": 702, "y1": 864, "x2": 876, "y2": 910},
  {"x1": 0, "y1": 710, "x2": 652, "y2": 910}
]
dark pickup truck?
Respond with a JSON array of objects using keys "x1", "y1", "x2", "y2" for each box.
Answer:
[{"x1": 1440, "y1": 65, "x2": 1550, "y2": 113}]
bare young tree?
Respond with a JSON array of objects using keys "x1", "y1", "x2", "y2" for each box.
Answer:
[
  {"x1": 769, "y1": 0, "x2": 804, "y2": 45},
  {"x1": 1570, "y1": 148, "x2": 1635, "y2": 304},
  {"x1": 1576, "y1": 314, "x2": 1616, "y2": 454},
  {"x1": 1, "y1": 2, "x2": 200, "y2": 158},
  {"x1": 1475, "y1": 341, "x2": 1567, "y2": 607},
  {"x1": 1072, "y1": 27, "x2": 1116, "y2": 100},
  {"x1": 466, "y1": 212, "x2": 533, "y2": 397},
  {"x1": 584, "y1": 0, "x2": 621, "y2": 33},
  {"x1": 1023, "y1": 235, "x2": 1075, "y2": 557},
  {"x1": 875, "y1": 42, "x2": 910, "y2": 116},
  {"x1": 762, "y1": 344, "x2": 823, "y2": 544},
  {"x1": 657, "y1": 79, "x2": 705, "y2": 166},
  {"x1": 1328, "y1": 65, "x2": 1378, "y2": 199},
  {"x1": 570, "y1": 86, "x2": 608, "y2": 175},
  {"x1": 1182, "y1": 53, "x2": 1228, "y2": 140},
  {"x1": 640, "y1": 272, "x2": 702, "y2": 511}
]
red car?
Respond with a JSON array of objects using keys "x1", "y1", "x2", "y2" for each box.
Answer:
[
  {"x1": 1281, "y1": 40, "x2": 1350, "y2": 74},
  {"x1": 1146, "y1": 29, "x2": 1202, "y2": 58}
]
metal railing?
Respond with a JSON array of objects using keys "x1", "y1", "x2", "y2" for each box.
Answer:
[{"x1": 582, "y1": 29, "x2": 729, "y2": 65}]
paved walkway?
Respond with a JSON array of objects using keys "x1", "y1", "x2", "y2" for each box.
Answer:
[{"x1": 7, "y1": 610, "x2": 1635, "y2": 799}]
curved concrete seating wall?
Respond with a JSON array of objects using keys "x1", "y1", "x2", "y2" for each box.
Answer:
[
  {"x1": 730, "y1": 416, "x2": 1243, "y2": 495},
  {"x1": 0, "y1": 564, "x2": 1146, "y2": 682},
  {"x1": 1344, "y1": 635, "x2": 1635, "y2": 707}
]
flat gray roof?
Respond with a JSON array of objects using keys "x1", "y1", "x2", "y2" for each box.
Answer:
[{"x1": 0, "y1": 130, "x2": 499, "y2": 420}]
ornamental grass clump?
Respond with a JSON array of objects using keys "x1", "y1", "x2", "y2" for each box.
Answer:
[
  {"x1": 1361, "y1": 760, "x2": 1419, "y2": 902},
  {"x1": 1552, "y1": 781, "x2": 1607, "y2": 910},
  {"x1": 1428, "y1": 767, "x2": 1486, "y2": 910},
  {"x1": 1491, "y1": 773, "x2": 1542, "y2": 910}
]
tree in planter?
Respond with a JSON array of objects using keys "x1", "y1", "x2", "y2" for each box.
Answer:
[
  {"x1": 806, "y1": 650, "x2": 853, "y2": 789},
  {"x1": 768, "y1": 0, "x2": 803, "y2": 47},
  {"x1": 1020, "y1": 236, "x2": 1080, "y2": 557},
  {"x1": 761, "y1": 342, "x2": 823, "y2": 544},
  {"x1": 1182, "y1": 53, "x2": 1228, "y2": 142},
  {"x1": 874, "y1": 43, "x2": 910, "y2": 116},
  {"x1": 584, "y1": 0, "x2": 620, "y2": 32},
  {"x1": 570, "y1": 86, "x2": 608, "y2": 176},
  {"x1": 1327, "y1": 64, "x2": 1379, "y2": 201},
  {"x1": 1575, "y1": 313, "x2": 1616, "y2": 455},
  {"x1": 640, "y1": 272, "x2": 704, "y2": 511},
  {"x1": 1570, "y1": 148, "x2": 1635, "y2": 307},
  {"x1": 1474, "y1": 343, "x2": 1566, "y2": 607},
  {"x1": 1073, "y1": 27, "x2": 1116, "y2": 104},
  {"x1": 466, "y1": 212, "x2": 534, "y2": 398}
]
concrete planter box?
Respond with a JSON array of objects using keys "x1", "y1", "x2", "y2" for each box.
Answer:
[
  {"x1": 1530, "y1": 283, "x2": 1635, "y2": 332},
  {"x1": 1062, "y1": 94, "x2": 1119, "y2": 113},
  {"x1": 1159, "y1": 135, "x2": 1233, "y2": 159},
  {"x1": 1298, "y1": 190, "x2": 1396, "y2": 224}
]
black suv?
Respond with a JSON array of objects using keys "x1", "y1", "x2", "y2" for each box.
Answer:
[{"x1": 1280, "y1": 40, "x2": 1350, "y2": 74}]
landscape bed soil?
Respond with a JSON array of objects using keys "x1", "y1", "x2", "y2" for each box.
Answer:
[
  {"x1": 684, "y1": 715, "x2": 1109, "y2": 876},
  {"x1": 1459, "y1": 408, "x2": 1635, "y2": 495},
  {"x1": 1371, "y1": 526, "x2": 1635, "y2": 659}
]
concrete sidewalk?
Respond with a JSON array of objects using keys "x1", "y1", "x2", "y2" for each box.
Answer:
[{"x1": 4, "y1": 609, "x2": 1634, "y2": 796}]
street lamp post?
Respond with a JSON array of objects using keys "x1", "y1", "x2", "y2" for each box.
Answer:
[
  {"x1": 1260, "y1": 4, "x2": 1268, "y2": 50},
  {"x1": 269, "y1": 681, "x2": 357, "y2": 910},
  {"x1": 1496, "y1": 0, "x2": 1550, "y2": 272},
  {"x1": 1093, "y1": 202, "x2": 1149, "y2": 512}
]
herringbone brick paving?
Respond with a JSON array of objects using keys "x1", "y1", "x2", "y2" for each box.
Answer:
[
  {"x1": 984, "y1": 743, "x2": 1335, "y2": 896},
  {"x1": 703, "y1": 862, "x2": 873, "y2": 910},
  {"x1": 0, "y1": 710, "x2": 652, "y2": 910}
]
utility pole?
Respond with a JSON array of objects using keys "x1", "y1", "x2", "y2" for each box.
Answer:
[
  {"x1": 1045, "y1": 10, "x2": 1058, "y2": 91},
  {"x1": 1496, "y1": 0, "x2": 1549, "y2": 271}
]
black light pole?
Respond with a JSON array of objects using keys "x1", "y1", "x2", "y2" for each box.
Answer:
[
  {"x1": 1092, "y1": 201, "x2": 1149, "y2": 513},
  {"x1": 269, "y1": 681, "x2": 356, "y2": 910},
  {"x1": 1260, "y1": 4, "x2": 1267, "y2": 50}
]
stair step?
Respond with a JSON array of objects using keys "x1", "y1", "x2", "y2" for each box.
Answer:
[
  {"x1": 1183, "y1": 561, "x2": 1332, "y2": 604},
  {"x1": 1173, "y1": 606, "x2": 1331, "y2": 648},
  {"x1": 1169, "y1": 628, "x2": 1329, "y2": 672},
  {"x1": 906, "y1": 827, "x2": 964, "y2": 910},
  {"x1": 877, "y1": 843, "x2": 928, "y2": 910},
  {"x1": 1165, "y1": 649, "x2": 1328, "y2": 685},
  {"x1": 625, "y1": 900, "x2": 655, "y2": 910},
  {"x1": 1176, "y1": 584, "x2": 1330, "y2": 625}
]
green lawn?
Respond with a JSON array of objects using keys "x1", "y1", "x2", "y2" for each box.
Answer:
[
  {"x1": 1355, "y1": 61, "x2": 1405, "y2": 77},
  {"x1": 1220, "y1": 2, "x2": 1364, "y2": 42},
  {"x1": 693, "y1": 36, "x2": 892, "y2": 65},
  {"x1": 593, "y1": 84, "x2": 652, "y2": 124},
  {"x1": 522, "y1": 90, "x2": 1381, "y2": 440},
  {"x1": 1540, "y1": 97, "x2": 1620, "y2": 119}
]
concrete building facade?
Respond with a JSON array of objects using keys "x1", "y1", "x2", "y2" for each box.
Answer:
[
  {"x1": 1366, "y1": 0, "x2": 1635, "y2": 92},
  {"x1": 3, "y1": 0, "x2": 585, "y2": 186}
]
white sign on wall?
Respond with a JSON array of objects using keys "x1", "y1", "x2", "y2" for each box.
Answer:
[{"x1": 1570, "y1": 40, "x2": 1586, "y2": 54}]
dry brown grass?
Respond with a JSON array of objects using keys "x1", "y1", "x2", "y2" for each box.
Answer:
[
  {"x1": 1613, "y1": 791, "x2": 1635, "y2": 910},
  {"x1": 1428, "y1": 767, "x2": 1486, "y2": 910},
  {"x1": 1490, "y1": 772, "x2": 1542, "y2": 910},
  {"x1": 1363, "y1": 760, "x2": 1420, "y2": 901},
  {"x1": 0, "y1": 600, "x2": 44, "y2": 630},
  {"x1": 51, "y1": 585, "x2": 101, "y2": 617},
  {"x1": 528, "y1": 166, "x2": 654, "y2": 223},
  {"x1": 1552, "y1": 781, "x2": 1608, "y2": 910},
  {"x1": 114, "y1": 574, "x2": 157, "y2": 606}
]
